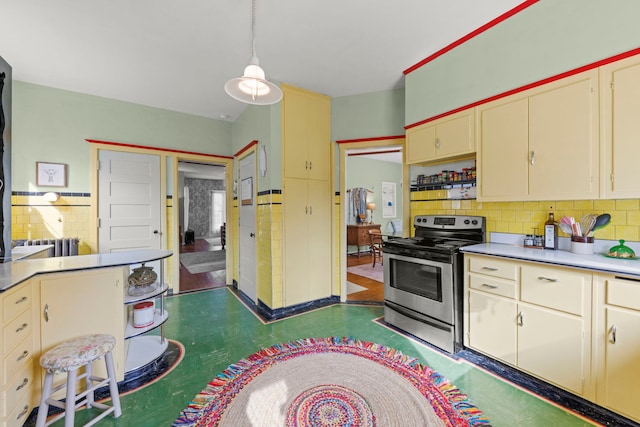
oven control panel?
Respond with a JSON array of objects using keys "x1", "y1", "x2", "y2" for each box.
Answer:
[{"x1": 414, "y1": 215, "x2": 484, "y2": 230}]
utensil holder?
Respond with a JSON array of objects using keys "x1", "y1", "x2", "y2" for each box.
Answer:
[{"x1": 570, "y1": 236, "x2": 594, "y2": 255}]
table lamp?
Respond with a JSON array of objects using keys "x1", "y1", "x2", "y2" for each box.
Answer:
[{"x1": 367, "y1": 202, "x2": 376, "y2": 224}]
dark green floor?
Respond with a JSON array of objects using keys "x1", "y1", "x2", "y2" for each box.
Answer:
[{"x1": 55, "y1": 288, "x2": 597, "y2": 426}]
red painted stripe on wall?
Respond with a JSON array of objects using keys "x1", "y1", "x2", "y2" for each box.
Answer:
[
  {"x1": 335, "y1": 135, "x2": 405, "y2": 144},
  {"x1": 403, "y1": 0, "x2": 539, "y2": 75},
  {"x1": 86, "y1": 139, "x2": 233, "y2": 159},
  {"x1": 234, "y1": 140, "x2": 258, "y2": 157}
]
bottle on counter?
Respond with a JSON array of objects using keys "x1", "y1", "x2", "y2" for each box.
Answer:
[{"x1": 544, "y1": 209, "x2": 558, "y2": 250}]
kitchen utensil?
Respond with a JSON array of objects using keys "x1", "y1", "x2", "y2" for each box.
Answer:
[
  {"x1": 594, "y1": 213, "x2": 611, "y2": 230},
  {"x1": 560, "y1": 216, "x2": 572, "y2": 225},
  {"x1": 559, "y1": 223, "x2": 573, "y2": 235},
  {"x1": 580, "y1": 214, "x2": 597, "y2": 237}
]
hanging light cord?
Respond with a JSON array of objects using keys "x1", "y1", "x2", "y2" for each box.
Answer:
[{"x1": 251, "y1": 0, "x2": 257, "y2": 60}]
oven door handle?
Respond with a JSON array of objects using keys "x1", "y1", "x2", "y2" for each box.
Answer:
[{"x1": 384, "y1": 252, "x2": 450, "y2": 269}]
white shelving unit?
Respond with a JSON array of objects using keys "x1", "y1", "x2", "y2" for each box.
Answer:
[{"x1": 123, "y1": 267, "x2": 170, "y2": 373}]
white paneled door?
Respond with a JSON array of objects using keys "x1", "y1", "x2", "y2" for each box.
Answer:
[
  {"x1": 98, "y1": 150, "x2": 162, "y2": 254},
  {"x1": 239, "y1": 153, "x2": 257, "y2": 302}
]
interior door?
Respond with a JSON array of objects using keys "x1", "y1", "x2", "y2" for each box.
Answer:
[
  {"x1": 98, "y1": 150, "x2": 162, "y2": 254},
  {"x1": 239, "y1": 153, "x2": 257, "y2": 302}
]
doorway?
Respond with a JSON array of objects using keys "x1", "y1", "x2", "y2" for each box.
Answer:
[
  {"x1": 340, "y1": 141, "x2": 408, "y2": 303},
  {"x1": 178, "y1": 161, "x2": 227, "y2": 293}
]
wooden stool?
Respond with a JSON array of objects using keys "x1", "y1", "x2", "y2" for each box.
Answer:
[{"x1": 36, "y1": 334, "x2": 122, "y2": 427}]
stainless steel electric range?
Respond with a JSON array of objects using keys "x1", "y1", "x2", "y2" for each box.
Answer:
[{"x1": 383, "y1": 215, "x2": 485, "y2": 353}]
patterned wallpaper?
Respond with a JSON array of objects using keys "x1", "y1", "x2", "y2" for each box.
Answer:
[{"x1": 185, "y1": 178, "x2": 224, "y2": 237}]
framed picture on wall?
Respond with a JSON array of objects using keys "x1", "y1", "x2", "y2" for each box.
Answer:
[{"x1": 36, "y1": 162, "x2": 67, "y2": 187}]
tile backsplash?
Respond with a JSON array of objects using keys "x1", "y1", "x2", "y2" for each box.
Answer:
[{"x1": 409, "y1": 193, "x2": 639, "y2": 243}]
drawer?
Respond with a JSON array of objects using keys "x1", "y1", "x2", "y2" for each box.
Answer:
[
  {"x1": 3, "y1": 309, "x2": 32, "y2": 354},
  {"x1": 2, "y1": 361, "x2": 34, "y2": 420},
  {"x1": 5, "y1": 398, "x2": 32, "y2": 427},
  {"x1": 606, "y1": 277, "x2": 640, "y2": 311},
  {"x1": 469, "y1": 273, "x2": 516, "y2": 299},
  {"x1": 3, "y1": 334, "x2": 33, "y2": 386},
  {"x1": 520, "y1": 264, "x2": 589, "y2": 316},
  {"x1": 468, "y1": 256, "x2": 519, "y2": 281},
  {"x1": 2, "y1": 284, "x2": 32, "y2": 323}
]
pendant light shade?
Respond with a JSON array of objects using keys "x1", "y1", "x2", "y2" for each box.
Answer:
[{"x1": 225, "y1": 0, "x2": 282, "y2": 105}]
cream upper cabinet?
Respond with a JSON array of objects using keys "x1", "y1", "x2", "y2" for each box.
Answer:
[
  {"x1": 594, "y1": 275, "x2": 640, "y2": 422},
  {"x1": 600, "y1": 55, "x2": 640, "y2": 199},
  {"x1": 464, "y1": 255, "x2": 593, "y2": 398},
  {"x1": 406, "y1": 109, "x2": 474, "y2": 164},
  {"x1": 477, "y1": 69, "x2": 599, "y2": 201},
  {"x1": 282, "y1": 83, "x2": 330, "y2": 181}
]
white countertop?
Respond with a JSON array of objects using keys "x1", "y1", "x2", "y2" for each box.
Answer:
[
  {"x1": 0, "y1": 249, "x2": 173, "y2": 292},
  {"x1": 11, "y1": 244, "x2": 53, "y2": 260},
  {"x1": 461, "y1": 243, "x2": 640, "y2": 279}
]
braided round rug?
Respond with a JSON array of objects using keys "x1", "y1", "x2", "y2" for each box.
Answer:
[{"x1": 173, "y1": 337, "x2": 491, "y2": 427}]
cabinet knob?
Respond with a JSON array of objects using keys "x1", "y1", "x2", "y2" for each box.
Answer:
[
  {"x1": 153, "y1": 230, "x2": 162, "y2": 236},
  {"x1": 537, "y1": 276, "x2": 558, "y2": 282},
  {"x1": 435, "y1": 137, "x2": 441, "y2": 149},
  {"x1": 530, "y1": 150, "x2": 535, "y2": 165},
  {"x1": 15, "y1": 323, "x2": 28, "y2": 333},
  {"x1": 482, "y1": 266, "x2": 498, "y2": 271},
  {"x1": 44, "y1": 304, "x2": 49, "y2": 322},
  {"x1": 611, "y1": 324, "x2": 617, "y2": 344}
]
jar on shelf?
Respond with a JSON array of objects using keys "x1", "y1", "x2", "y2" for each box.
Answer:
[{"x1": 127, "y1": 263, "x2": 158, "y2": 296}]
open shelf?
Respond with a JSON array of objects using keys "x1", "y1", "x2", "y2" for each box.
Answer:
[
  {"x1": 124, "y1": 282, "x2": 168, "y2": 305},
  {"x1": 124, "y1": 309, "x2": 169, "y2": 339},
  {"x1": 125, "y1": 335, "x2": 168, "y2": 372}
]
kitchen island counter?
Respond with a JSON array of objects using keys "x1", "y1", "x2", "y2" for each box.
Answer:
[
  {"x1": 0, "y1": 249, "x2": 173, "y2": 292},
  {"x1": 461, "y1": 243, "x2": 640, "y2": 279}
]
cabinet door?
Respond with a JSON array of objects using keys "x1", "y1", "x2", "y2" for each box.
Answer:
[
  {"x1": 307, "y1": 94, "x2": 330, "y2": 181},
  {"x1": 528, "y1": 70, "x2": 599, "y2": 200},
  {"x1": 406, "y1": 123, "x2": 436, "y2": 164},
  {"x1": 283, "y1": 178, "x2": 310, "y2": 306},
  {"x1": 282, "y1": 84, "x2": 330, "y2": 181},
  {"x1": 476, "y1": 96, "x2": 529, "y2": 201},
  {"x1": 39, "y1": 268, "x2": 126, "y2": 388},
  {"x1": 517, "y1": 304, "x2": 585, "y2": 395},
  {"x1": 307, "y1": 179, "x2": 331, "y2": 301},
  {"x1": 283, "y1": 88, "x2": 309, "y2": 179},
  {"x1": 468, "y1": 290, "x2": 517, "y2": 365},
  {"x1": 601, "y1": 307, "x2": 640, "y2": 420},
  {"x1": 600, "y1": 55, "x2": 640, "y2": 199},
  {"x1": 435, "y1": 111, "x2": 474, "y2": 158}
]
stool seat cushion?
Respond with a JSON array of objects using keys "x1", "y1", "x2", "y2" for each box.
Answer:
[{"x1": 40, "y1": 334, "x2": 116, "y2": 373}]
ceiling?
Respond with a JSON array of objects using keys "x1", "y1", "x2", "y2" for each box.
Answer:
[{"x1": 1, "y1": 0, "x2": 523, "y2": 122}]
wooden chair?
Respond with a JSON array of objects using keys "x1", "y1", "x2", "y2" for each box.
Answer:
[{"x1": 368, "y1": 229, "x2": 384, "y2": 267}]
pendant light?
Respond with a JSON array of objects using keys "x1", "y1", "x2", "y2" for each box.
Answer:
[{"x1": 224, "y1": 0, "x2": 282, "y2": 105}]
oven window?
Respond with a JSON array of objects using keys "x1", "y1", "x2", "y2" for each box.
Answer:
[{"x1": 390, "y1": 258, "x2": 443, "y2": 302}]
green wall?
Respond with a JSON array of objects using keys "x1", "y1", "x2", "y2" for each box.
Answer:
[
  {"x1": 346, "y1": 156, "x2": 403, "y2": 234},
  {"x1": 13, "y1": 82, "x2": 232, "y2": 192},
  {"x1": 405, "y1": 0, "x2": 640, "y2": 125}
]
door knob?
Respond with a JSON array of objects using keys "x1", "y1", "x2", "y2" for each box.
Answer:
[
  {"x1": 153, "y1": 230, "x2": 162, "y2": 235},
  {"x1": 250, "y1": 232, "x2": 255, "y2": 237}
]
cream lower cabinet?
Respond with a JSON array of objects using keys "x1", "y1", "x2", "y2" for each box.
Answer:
[
  {"x1": 38, "y1": 268, "x2": 126, "y2": 400},
  {"x1": 283, "y1": 178, "x2": 331, "y2": 306},
  {"x1": 1, "y1": 279, "x2": 37, "y2": 427},
  {"x1": 465, "y1": 255, "x2": 593, "y2": 398},
  {"x1": 594, "y1": 274, "x2": 640, "y2": 422}
]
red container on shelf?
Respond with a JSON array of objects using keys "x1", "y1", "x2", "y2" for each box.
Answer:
[{"x1": 133, "y1": 301, "x2": 155, "y2": 328}]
